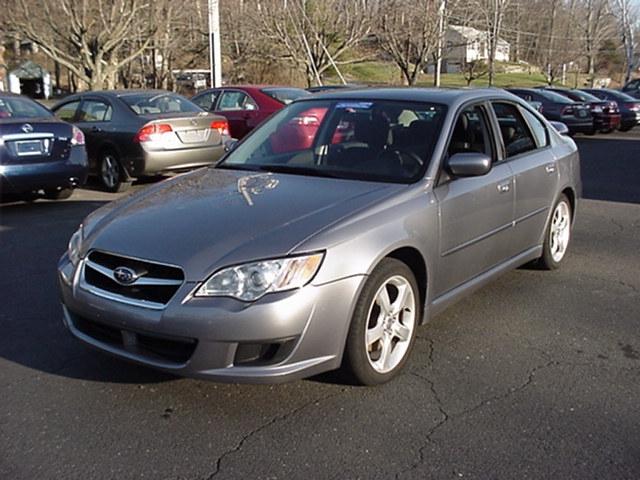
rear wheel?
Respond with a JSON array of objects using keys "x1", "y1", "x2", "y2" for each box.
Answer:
[
  {"x1": 44, "y1": 188, "x2": 74, "y2": 200},
  {"x1": 343, "y1": 258, "x2": 419, "y2": 385},
  {"x1": 99, "y1": 151, "x2": 131, "y2": 193},
  {"x1": 619, "y1": 125, "x2": 633, "y2": 132},
  {"x1": 538, "y1": 194, "x2": 572, "y2": 270}
]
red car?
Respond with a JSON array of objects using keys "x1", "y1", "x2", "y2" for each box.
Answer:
[{"x1": 192, "y1": 86, "x2": 310, "y2": 139}]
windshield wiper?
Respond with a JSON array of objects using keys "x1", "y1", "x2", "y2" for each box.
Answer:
[{"x1": 253, "y1": 164, "x2": 340, "y2": 178}]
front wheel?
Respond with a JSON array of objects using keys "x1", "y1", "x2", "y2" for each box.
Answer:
[
  {"x1": 538, "y1": 195, "x2": 572, "y2": 270},
  {"x1": 343, "y1": 258, "x2": 420, "y2": 385}
]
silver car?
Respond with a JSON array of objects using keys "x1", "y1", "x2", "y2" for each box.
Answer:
[{"x1": 58, "y1": 88, "x2": 580, "y2": 385}]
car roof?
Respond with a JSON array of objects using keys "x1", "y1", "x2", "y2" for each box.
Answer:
[{"x1": 302, "y1": 87, "x2": 515, "y2": 105}]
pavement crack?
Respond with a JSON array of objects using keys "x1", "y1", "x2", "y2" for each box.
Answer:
[
  {"x1": 205, "y1": 391, "x2": 340, "y2": 479},
  {"x1": 398, "y1": 360, "x2": 557, "y2": 478}
]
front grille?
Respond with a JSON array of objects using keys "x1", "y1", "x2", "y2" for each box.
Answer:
[
  {"x1": 72, "y1": 314, "x2": 197, "y2": 364},
  {"x1": 83, "y1": 250, "x2": 184, "y2": 308}
]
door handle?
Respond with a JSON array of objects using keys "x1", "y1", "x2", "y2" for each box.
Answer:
[
  {"x1": 497, "y1": 182, "x2": 511, "y2": 193},
  {"x1": 545, "y1": 163, "x2": 556, "y2": 174},
  {"x1": 90, "y1": 126, "x2": 102, "y2": 133}
]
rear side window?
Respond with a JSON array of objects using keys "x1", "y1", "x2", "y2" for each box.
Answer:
[
  {"x1": 78, "y1": 100, "x2": 112, "y2": 122},
  {"x1": 54, "y1": 101, "x2": 80, "y2": 122},
  {"x1": 492, "y1": 102, "x2": 537, "y2": 158},
  {"x1": 120, "y1": 93, "x2": 201, "y2": 115},
  {"x1": 520, "y1": 108, "x2": 548, "y2": 148}
]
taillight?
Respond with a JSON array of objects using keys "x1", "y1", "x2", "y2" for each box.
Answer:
[
  {"x1": 134, "y1": 123, "x2": 173, "y2": 142},
  {"x1": 290, "y1": 115, "x2": 320, "y2": 126},
  {"x1": 70, "y1": 126, "x2": 85, "y2": 146},
  {"x1": 210, "y1": 119, "x2": 230, "y2": 137},
  {"x1": 627, "y1": 103, "x2": 640, "y2": 111},
  {"x1": 561, "y1": 106, "x2": 574, "y2": 115}
]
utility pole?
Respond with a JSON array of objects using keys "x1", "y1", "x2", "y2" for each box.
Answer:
[
  {"x1": 208, "y1": 0, "x2": 222, "y2": 88},
  {"x1": 434, "y1": 0, "x2": 446, "y2": 87}
]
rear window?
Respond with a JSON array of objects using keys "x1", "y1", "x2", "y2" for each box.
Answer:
[
  {"x1": 120, "y1": 93, "x2": 202, "y2": 115},
  {"x1": 261, "y1": 88, "x2": 311, "y2": 105},
  {"x1": 568, "y1": 90, "x2": 601, "y2": 102},
  {"x1": 0, "y1": 97, "x2": 52, "y2": 119},
  {"x1": 537, "y1": 90, "x2": 575, "y2": 104}
]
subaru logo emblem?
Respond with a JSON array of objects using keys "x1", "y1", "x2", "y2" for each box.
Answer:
[
  {"x1": 113, "y1": 266, "x2": 138, "y2": 285},
  {"x1": 21, "y1": 123, "x2": 34, "y2": 133}
]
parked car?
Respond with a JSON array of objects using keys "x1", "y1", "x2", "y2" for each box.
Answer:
[
  {"x1": 0, "y1": 93, "x2": 87, "y2": 201},
  {"x1": 621, "y1": 78, "x2": 640, "y2": 99},
  {"x1": 51, "y1": 90, "x2": 230, "y2": 192},
  {"x1": 580, "y1": 88, "x2": 640, "y2": 132},
  {"x1": 58, "y1": 88, "x2": 580, "y2": 385},
  {"x1": 537, "y1": 87, "x2": 621, "y2": 133},
  {"x1": 507, "y1": 88, "x2": 593, "y2": 134},
  {"x1": 191, "y1": 86, "x2": 310, "y2": 139}
]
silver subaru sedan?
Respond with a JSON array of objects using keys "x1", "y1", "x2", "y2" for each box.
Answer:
[{"x1": 58, "y1": 88, "x2": 580, "y2": 385}]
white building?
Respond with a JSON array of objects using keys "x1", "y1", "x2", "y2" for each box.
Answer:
[{"x1": 442, "y1": 25, "x2": 510, "y2": 72}]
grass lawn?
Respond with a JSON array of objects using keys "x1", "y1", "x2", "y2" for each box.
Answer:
[{"x1": 325, "y1": 61, "x2": 584, "y2": 89}]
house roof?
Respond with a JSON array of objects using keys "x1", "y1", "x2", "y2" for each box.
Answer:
[
  {"x1": 448, "y1": 25, "x2": 510, "y2": 48},
  {"x1": 9, "y1": 61, "x2": 49, "y2": 79}
]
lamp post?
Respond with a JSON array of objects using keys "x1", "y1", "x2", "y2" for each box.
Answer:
[{"x1": 208, "y1": 0, "x2": 222, "y2": 88}]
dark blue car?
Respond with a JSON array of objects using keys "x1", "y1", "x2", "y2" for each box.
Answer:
[{"x1": 0, "y1": 93, "x2": 88, "y2": 201}]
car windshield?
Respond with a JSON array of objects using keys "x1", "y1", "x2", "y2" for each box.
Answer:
[
  {"x1": 120, "y1": 93, "x2": 202, "y2": 115},
  {"x1": 218, "y1": 99, "x2": 447, "y2": 183},
  {"x1": 537, "y1": 90, "x2": 575, "y2": 104},
  {"x1": 261, "y1": 88, "x2": 311, "y2": 105},
  {"x1": 0, "y1": 97, "x2": 52, "y2": 119}
]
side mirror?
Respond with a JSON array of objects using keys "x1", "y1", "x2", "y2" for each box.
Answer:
[
  {"x1": 550, "y1": 121, "x2": 570, "y2": 136},
  {"x1": 446, "y1": 152, "x2": 492, "y2": 177},
  {"x1": 224, "y1": 138, "x2": 239, "y2": 152}
]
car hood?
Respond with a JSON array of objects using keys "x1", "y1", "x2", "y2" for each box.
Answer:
[{"x1": 83, "y1": 167, "x2": 402, "y2": 281}]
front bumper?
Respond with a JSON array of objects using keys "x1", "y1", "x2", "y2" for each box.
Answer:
[
  {"x1": 0, "y1": 147, "x2": 88, "y2": 195},
  {"x1": 58, "y1": 255, "x2": 363, "y2": 383}
]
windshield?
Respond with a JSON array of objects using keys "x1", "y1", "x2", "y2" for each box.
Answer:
[
  {"x1": 262, "y1": 88, "x2": 311, "y2": 105},
  {"x1": 120, "y1": 93, "x2": 202, "y2": 115},
  {"x1": 218, "y1": 99, "x2": 447, "y2": 183},
  {"x1": 0, "y1": 97, "x2": 52, "y2": 119},
  {"x1": 537, "y1": 90, "x2": 575, "y2": 104}
]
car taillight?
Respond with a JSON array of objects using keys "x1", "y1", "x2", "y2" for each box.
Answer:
[
  {"x1": 610, "y1": 101, "x2": 619, "y2": 112},
  {"x1": 210, "y1": 119, "x2": 230, "y2": 137},
  {"x1": 290, "y1": 115, "x2": 320, "y2": 126},
  {"x1": 627, "y1": 103, "x2": 640, "y2": 111},
  {"x1": 561, "y1": 106, "x2": 574, "y2": 115},
  {"x1": 134, "y1": 123, "x2": 173, "y2": 142},
  {"x1": 590, "y1": 104, "x2": 602, "y2": 113},
  {"x1": 70, "y1": 126, "x2": 85, "y2": 146}
]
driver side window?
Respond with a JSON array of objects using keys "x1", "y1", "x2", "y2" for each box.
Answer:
[{"x1": 447, "y1": 105, "x2": 492, "y2": 158}]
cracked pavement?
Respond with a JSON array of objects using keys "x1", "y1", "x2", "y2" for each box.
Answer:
[{"x1": 1, "y1": 132, "x2": 639, "y2": 479}]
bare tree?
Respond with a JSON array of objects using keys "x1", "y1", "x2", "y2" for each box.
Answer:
[
  {"x1": 611, "y1": 0, "x2": 637, "y2": 83},
  {"x1": 257, "y1": 0, "x2": 374, "y2": 86},
  {"x1": 9, "y1": 0, "x2": 155, "y2": 90},
  {"x1": 472, "y1": 0, "x2": 512, "y2": 86},
  {"x1": 582, "y1": 0, "x2": 613, "y2": 86},
  {"x1": 377, "y1": 0, "x2": 441, "y2": 86}
]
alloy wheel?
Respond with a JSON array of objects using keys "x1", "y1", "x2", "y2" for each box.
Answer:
[
  {"x1": 101, "y1": 155, "x2": 119, "y2": 189},
  {"x1": 550, "y1": 200, "x2": 571, "y2": 263},
  {"x1": 365, "y1": 275, "x2": 416, "y2": 374}
]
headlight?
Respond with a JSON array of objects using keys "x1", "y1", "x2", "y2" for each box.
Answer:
[
  {"x1": 68, "y1": 225, "x2": 84, "y2": 265},
  {"x1": 195, "y1": 253, "x2": 324, "y2": 301}
]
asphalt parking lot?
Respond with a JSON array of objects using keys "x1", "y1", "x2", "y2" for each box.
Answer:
[{"x1": 1, "y1": 132, "x2": 639, "y2": 479}]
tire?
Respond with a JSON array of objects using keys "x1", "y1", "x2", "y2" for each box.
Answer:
[
  {"x1": 619, "y1": 125, "x2": 633, "y2": 132},
  {"x1": 99, "y1": 151, "x2": 131, "y2": 193},
  {"x1": 44, "y1": 188, "x2": 74, "y2": 200},
  {"x1": 343, "y1": 258, "x2": 420, "y2": 385},
  {"x1": 600, "y1": 128, "x2": 614, "y2": 134},
  {"x1": 537, "y1": 194, "x2": 572, "y2": 270}
]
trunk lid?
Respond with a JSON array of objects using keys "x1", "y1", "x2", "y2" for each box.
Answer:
[{"x1": 0, "y1": 118, "x2": 74, "y2": 165}]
